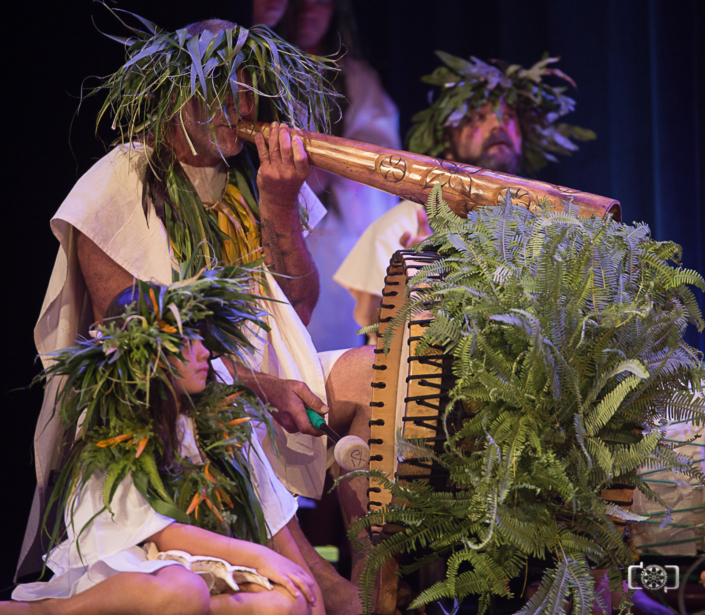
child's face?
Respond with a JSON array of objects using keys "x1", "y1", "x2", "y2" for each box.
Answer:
[{"x1": 170, "y1": 338, "x2": 211, "y2": 395}]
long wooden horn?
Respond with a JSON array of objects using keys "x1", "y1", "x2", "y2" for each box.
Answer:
[{"x1": 236, "y1": 123, "x2": 621, "y2": 222}]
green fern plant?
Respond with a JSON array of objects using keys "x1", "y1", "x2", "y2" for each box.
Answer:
[{"x1": 351, "y1": 186, "x2": 705, "y2": 615}]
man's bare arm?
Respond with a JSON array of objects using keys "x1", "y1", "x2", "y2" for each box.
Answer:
[
  {"x1": 76, "y1": 230, "x2": 135, "y2": 323},
  {"x1": 260, "y1": 211, "x2": 319, "y2": 325},
  {"x1": 256, "y1": 123, "x2": 319, "y2": 325}
]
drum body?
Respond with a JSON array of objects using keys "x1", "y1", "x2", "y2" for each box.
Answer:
[{"x1": 368, "y1": 251, "x2": 456, "y2": 524}]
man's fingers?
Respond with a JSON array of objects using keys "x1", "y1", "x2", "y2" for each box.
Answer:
[
  {"x1": 254, "y1": 132, "x2": 269, "y2": 165},
  {"x1": 269, "y1": 121, "x2": 281, "y2": 162},
  {"x1": 278, "y1": 124, "x2": 295, "y2": 172},
  {"x1": 293, "y1": 405, "x2": 326, "y2": 436},
  {"x1": 400, "y1": 231, "x2": 412, "y2": 248},
  {"x1": 296, "y1": 385, "x2": 328, "y2": 416},
  {"x1": 292, "y1": 135, "x2": 310, "y2": 176},
  {"x1": 292, "y1": 384, "x2": 328, "y2": 436}
]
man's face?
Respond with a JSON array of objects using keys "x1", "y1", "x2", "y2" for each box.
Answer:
[
  {"x1": 178, "y1": 75, "x2": 256, "y2": 164},
  {"x1": 445, "y1": 100, "x2": 523, "y2": 174}
]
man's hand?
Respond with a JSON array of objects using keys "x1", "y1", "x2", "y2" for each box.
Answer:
[
  {"x1": 261, "y1": 377, "x2": 329, "y2": 437},
  {"x1": 255, "y1": 122, "x2": 310, "y2": 212},
  {"x1": 232, "y1": 362, "x2": 328, "y2": 437},
  {"x1": 399, "y1": 207, "x2": 432, "y2": 248}
]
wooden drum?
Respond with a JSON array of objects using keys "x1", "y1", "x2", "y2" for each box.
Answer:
[{"x1": 368, "y1": 250, "x2": 456, "y2": 531}]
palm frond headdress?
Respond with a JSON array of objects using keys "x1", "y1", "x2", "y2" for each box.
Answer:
[
  {"x1": 84, "y1": 6, "x2": 342, "y2": 273},
  {"x1": 41, "y1": 266, "x2": 279, "y2": 555},
  {"x1": 407, "y1": 52, "x2": 596, "y2": 174},
  {"x1": 91, "y1": 6, "x2": 339, "y2": 158}
]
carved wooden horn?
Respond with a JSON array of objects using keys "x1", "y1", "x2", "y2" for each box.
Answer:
[{"x1": 236, "y1": 122, "x2": 621, "y2": 222}]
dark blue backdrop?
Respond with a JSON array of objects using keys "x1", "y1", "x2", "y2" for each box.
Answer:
[{"x1": 2, "y1": 0, "x2": 702, "y2": 598}]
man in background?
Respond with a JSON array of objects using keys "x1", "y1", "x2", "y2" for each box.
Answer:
[{"x1": 334, "y1": 52, "x2": 595, "y2": 333}]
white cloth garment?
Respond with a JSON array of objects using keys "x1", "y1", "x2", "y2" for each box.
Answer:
[
  {"x1": 19, "y1": 144, "x2": 333, "y2": 577},
  {"x1": 334, "y1": 199, "x2": 422, "y2": 327},
  {"x1": 12, "y1": 404, "x2": 295, "y2": 601},
  {"x1": 631, "y1": 420, "x2": 705, "y2": 555},
  {"x1": 305, "y1": 58, "x2": 401, "y2": 350}
]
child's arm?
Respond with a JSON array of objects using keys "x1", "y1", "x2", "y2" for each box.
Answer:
[{"x1": 149, "y1": 523, "x2": 317, "y2": 606}]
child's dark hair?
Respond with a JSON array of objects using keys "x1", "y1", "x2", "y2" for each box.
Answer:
[{"x1": 104, "y1": 285, "x2": 186, "y2": 467}]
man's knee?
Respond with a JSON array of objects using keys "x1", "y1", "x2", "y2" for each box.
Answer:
[{"x1": 327, "y1": 345, "x2": 374, "y2": 402}]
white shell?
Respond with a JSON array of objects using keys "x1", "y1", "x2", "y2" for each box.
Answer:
[{"x1": 144, "y1": 543, "x2": 273, "y2": 595}]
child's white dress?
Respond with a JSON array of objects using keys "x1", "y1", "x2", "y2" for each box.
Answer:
[{"x1": 12, "y1": 413, "x2": 297, "y2": 601}]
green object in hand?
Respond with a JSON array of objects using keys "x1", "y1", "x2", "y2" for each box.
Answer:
[
  {"x1": 305, "y1": 407, "x2": 340, "y2": 442},
  {"x1": 306, "y1": 407, "x2": 326, "y2": 430}
]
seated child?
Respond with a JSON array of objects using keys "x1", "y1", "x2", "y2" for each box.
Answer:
[{"x1": 4, "y1": 269, "x2": 324, "y2": 615}]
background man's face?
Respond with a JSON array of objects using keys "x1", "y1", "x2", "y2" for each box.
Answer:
[{"x1": 445, "y1": 100, "x2": 523, "y2": 174}]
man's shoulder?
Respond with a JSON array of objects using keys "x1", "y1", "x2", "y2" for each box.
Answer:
[
  {"x1": 79, "y1": 144, "x2": 149, "y2": 189},
  {"x1": 52, "y1": 143, "x2": 154, "y2": 244},
  {"x1": 55, "y1": 144, "x2": 148, "y2": 217}
]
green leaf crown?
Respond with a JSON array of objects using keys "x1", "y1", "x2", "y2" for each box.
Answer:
[
  {"x1": 89, "y1": 5, "x2": 341, "y2": 161},
  {"x1": 407, "y1": 52, "x2": 596, "y2": 174}
]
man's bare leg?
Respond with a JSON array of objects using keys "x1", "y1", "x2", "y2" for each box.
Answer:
[
  {"x1": 287, "y1": 518, "x2": 363, "y2": 615},
  {"x1": 287, "y1": 346, "x2": 375, "y2": 615},
  {"x1": 325, "y1": 346, "x2": 375, "y2": 586}
]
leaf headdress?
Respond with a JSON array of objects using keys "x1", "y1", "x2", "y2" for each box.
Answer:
[
  {"x1": 407, "y1": 52, "x2": 596, "y2": 174},
  {"x1": 84, "y1": 5, "x2": 342, "y2": 274},
  {"x1": 90, "y1": 5, "x2": 339, "y2": 160},
  {"x1": 40, "y1": 265, "x2": 279, "y2": 558}
]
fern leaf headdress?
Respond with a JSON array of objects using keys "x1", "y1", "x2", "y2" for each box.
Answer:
[
  {"x1": 407, "y1": 52, "x2": 596, "y2": 174},
  {"x1": 41, "y1": 265, "x2": 278, "y2": 554},
  {"x1": 90, "y1": 6, "x2": 340, "y2": 159}
]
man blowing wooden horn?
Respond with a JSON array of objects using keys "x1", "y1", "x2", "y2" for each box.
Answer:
[{"x1": 13, "y1": 11, "x2": 375, "y2": 615}]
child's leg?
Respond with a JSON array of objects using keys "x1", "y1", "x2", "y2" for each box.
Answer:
[
  {"x1": 208, "y1": 583, "x2": 310, "y2": 615},
  {"x1": 1, "y1": 565, "x2": 210, "y2": 615}
]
